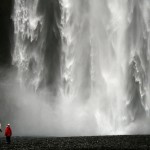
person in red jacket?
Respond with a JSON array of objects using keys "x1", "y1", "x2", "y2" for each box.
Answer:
[{"x1": 5, "y1": 124, "x2": 12, "y2": 144}]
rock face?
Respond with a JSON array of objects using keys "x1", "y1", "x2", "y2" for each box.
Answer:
[
  {"x1": 0, "y1": 0, "x2": 13, "y2": 66},
  {"x1": 0, "y1": 136, "x2": 150, "y2": 149}
]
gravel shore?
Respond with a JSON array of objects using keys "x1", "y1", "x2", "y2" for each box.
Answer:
[{"x1": 0, "y1": 135, "x2": 150, "y2": 149}]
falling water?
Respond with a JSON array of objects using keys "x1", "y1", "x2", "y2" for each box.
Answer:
[
  {"x1": 12, "y1": 0, "x2": 44, "y2": 90},
  {"x1": 10, "y1": 0, "x2": 150, "y2": 135}
]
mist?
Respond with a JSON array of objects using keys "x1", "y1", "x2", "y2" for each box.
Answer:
[{"x1": 0, "y1": 68, "x2": 98, "y2": 136}]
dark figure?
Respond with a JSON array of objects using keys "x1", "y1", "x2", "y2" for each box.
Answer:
[
  {"x1": 0, "y1": 123, "x2": 2, "y2": 132},
  {"x1": 5, "y1": 124, "x2": 12, "y2": 144}
]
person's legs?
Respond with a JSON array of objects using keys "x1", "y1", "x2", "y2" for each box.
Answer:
[
  {"x1": 6, "y1": 136, "x2": 10, "y2": 144},
  {"x1": 8, "y1": 136, "x2": 11, "y2": 144},
  {"x1": 6, "y1": 136, "x2": 8, "y2": 144}
]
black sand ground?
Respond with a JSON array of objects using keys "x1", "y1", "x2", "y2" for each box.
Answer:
[{"x1": 0, "y1": 135, "x2": 150, "y2": 149}]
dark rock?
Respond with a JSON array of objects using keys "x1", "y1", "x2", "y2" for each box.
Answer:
[
  {"x1": 0, "y1": 135, "x2": 150, "y2": 149},
  {"x1": 0, "y1": 0, "x2": 13, "y2": 67}
]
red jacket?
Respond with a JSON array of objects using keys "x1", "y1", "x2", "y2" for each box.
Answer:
[{"x1": 5, "y1": 126, "x2": 12, "y2": 137}]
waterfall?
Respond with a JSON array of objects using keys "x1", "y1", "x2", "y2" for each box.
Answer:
[
  {"x1": 12, "y1": 0, "x2": 45, "y2": 90},
  {"x1": 59, "y1": 0, "x2": 91, "y2": 101},
  {"x1": 10, "y1": 0, "x2": 150, "y2": 135},
  {"x1": 125, "y1": 0, "x2": 150, "y2": 121},
  {"x1": 60, "y1": 0, "x2": 75, "y2": 97}
]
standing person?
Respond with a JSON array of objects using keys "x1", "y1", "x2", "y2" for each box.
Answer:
[
  {"x1": 0, "y1": 123, "x2": 2, "y2": 132},
  {"x1": 5, "y1": 124, "x2": 12, "y2": 144},
  {"x1": 0, "y1": 123, "x2": 2, "y2": 144}
]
